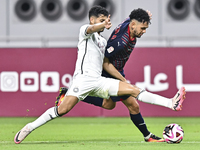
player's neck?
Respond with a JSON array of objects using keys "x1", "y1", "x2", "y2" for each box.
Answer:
[{"x1": 128, "y1": 25, "x2": 136, "y2": 40}]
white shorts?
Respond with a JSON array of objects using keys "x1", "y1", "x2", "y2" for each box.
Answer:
[{"x1": 66, "y1": 74, "x2": 120, "y2": 101}]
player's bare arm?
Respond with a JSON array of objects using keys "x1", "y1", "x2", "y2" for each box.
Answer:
[
  {"x1": 86, "y1": 14, "x2": 112, "y2": 34},
  {"x1": 103, "y1": 57, "x2": 127, "y2": 82}
]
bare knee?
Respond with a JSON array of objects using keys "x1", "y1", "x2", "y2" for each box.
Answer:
[
  {"x1": 118, "y1": 82, "x2": 141, "y2": 98},
  {"x1": 102, "y1": 98, "x2": 116, "y2": 110},
  {"x1": 130, "y1": 85, "x2": 141, "y2": 98}
]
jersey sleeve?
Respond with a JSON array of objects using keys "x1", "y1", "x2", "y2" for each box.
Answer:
[{"x1": 79, "y1": 24, "x2": 92, "y2": 39}]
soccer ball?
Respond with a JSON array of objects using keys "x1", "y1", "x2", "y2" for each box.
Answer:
[{"x1": 163, "y1": 123, "x2": 184, "y2": 144}]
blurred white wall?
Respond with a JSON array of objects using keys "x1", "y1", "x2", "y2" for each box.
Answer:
[
  {"x1": 0, "y1": 0, "x2": 200, "y2": 48},
  {"x1": 0, "y1": 0, "x2": 7, "y2": 36}
]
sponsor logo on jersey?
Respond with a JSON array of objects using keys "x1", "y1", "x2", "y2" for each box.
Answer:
[{"x1": 107, "y1": 46, "x2": 114, "y2": 53}]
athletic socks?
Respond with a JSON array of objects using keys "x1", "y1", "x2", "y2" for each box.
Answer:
[
  {"x1": 137, "y1": 91, "x2": 172, "y2": 108},
  {"x1": 130, "y1": 113, "x2": 150, "y2": 137},
  {"x1": 28, "y1": 106, "x2": 151, "y2": 139},
  {"x1": 29, "y1": 107, "x2": 59, "y2": 130}
]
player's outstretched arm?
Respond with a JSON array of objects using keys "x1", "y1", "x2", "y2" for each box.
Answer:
[
  {"x1": 86, "y1": 15, "x2": 112, "y2": 34},
  {"x1": 103, "y1": 57, "x2": 127, "y2": 82}
]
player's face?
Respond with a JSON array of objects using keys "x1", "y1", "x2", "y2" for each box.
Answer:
[
  {"x1": 130, "y1": 21, "x2": 149, "y2": 38},
  {"x1": 94, "y1": 15, "x2": 108, "y2": 32}
]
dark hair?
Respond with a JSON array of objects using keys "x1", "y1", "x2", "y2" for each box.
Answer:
[
  {"x1": 129, "y1": 8, "x2": 150, "y2": 24},
  {"x1": 89, "y1": 5, "x2": 109, "y2": 19}
]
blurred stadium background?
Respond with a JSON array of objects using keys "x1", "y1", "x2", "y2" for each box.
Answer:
[{"x1": 0, "y1": 0, "x2": 200, "y2": 117}]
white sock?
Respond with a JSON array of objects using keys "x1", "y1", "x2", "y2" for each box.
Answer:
[
  {"x1": 29, "y1": 107, "x2": 59, "y2": 130},
  {"x1": 137, "y1": 91, "x2": 172, "y2": 108}
]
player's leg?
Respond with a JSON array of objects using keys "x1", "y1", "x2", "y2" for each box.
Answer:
[
  {"x1": 136, "y1": 87, "x2": 186, "y2": 111},
  {"x1": 83, "y1": 96, "x2": 116, "y2": 110},
  {"x1": 122, "y1": 96, "x2": 164, "y2": 142},
  {"x1": 58, "y1": 96, "x2": 79, "y2": 115},
  {"x1": 14, "y1": 96, "x2": 78, "y2": 144},
  {"x1": 102, "y1": 97, "x2": 116, "y2": 109},
  {"x1": 56, "y1": 87, "x2": 116, "y2": 110},
  {"x1": 96, "y1": 78, "x2": 164, "y2": 142},
  {"x1": 117, "y1": 81, "x2": 186, "y2": 111},
  {"x1": 99, "y1": 78, "x2": 164, "y2": 142}
]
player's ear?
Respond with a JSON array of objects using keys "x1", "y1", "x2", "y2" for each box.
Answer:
[
  {"x1": 90, "y1": 16, "x2": 95, "y2": 24},
  {"x1": 130, "y1": 20, "x2": 136, "y2": 29}
]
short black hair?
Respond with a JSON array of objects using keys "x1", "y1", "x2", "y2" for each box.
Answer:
[
  {"x1": 89, "y1": 5, "x2": 109, "y2": 19},
  {"x1": 129, "y1": 8, "x2": 150, "y2": 24}
]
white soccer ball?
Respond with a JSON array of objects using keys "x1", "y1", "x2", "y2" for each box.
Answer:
[{"x1": 163, "y1": 123, "x2": 184, "y2": 144}]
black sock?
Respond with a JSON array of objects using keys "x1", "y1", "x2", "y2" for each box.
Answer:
[{"x1": 130, "y1": 113, "x2": 150, "y2": 137}]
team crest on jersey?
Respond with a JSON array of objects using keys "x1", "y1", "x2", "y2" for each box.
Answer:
[
  {"x1": 114, "y1": 27, "x2": 120, "y2": 34},
  {"x1": 107, "y1": 46, "x2": 114, "y2": 53},
  {"x1": 111, "y1": 35, "x2": 117, "y2": 40},
  {"x1": 73, "y1": 87, "x2": 79, "y2": 93}
]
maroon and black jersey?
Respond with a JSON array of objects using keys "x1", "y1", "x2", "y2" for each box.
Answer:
[{"x1": 104, "y1": 18, "x2": 136, "y2": 76}]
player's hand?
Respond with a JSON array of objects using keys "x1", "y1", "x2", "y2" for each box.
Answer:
[
  {"x1": 104, "y1": 15, "x2": 112, "y2": 30},
  {"x1": 146, "y1": 10, "x2": 152, "y2": 20},
  {"x1": 121, "y1": 77, "x2": 128, "y2": 83}
]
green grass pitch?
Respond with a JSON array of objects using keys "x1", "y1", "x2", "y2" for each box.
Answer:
[{"x1": 0, "y1": 117, "x2": 200, "y2": 150}]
